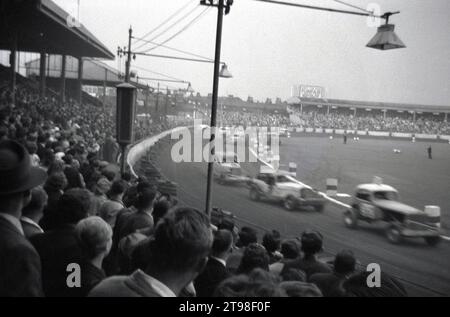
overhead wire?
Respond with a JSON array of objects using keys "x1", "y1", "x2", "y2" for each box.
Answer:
[
  {"x1": 139, "y1": 6, "x2": 211, "y2": 54},
  {"x1": 132, "y1": 0, "x2": 194, "y2": 47},
  {"x1": 133, "y1": 4, "x2": 202, "y2": 51}
]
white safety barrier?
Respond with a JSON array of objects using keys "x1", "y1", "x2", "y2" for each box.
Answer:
[
  {"x1": 326, "y1": 178, "x2": 338, "y2": 196},
  {"x1": 288, "y1": 162, "x2": 297, "y2": 176}
]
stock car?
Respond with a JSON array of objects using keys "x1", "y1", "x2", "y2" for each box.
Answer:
[
  {"x1": 248, "y1": 171, "x2": 326, "y2": 211},
  {"x1": 343, "y1": 183, "x2": 442, "y2": 246},
  {"x1": 213, "y1": 151, "x2": 249, "y2": 185}
]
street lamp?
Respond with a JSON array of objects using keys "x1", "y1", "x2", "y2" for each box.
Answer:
[
  {"x1": 219, "y1": 64, "x2": 233, "y2": 78},
  {"x1": 366, "y1": 12, "x2": 406, "y2": 50}
]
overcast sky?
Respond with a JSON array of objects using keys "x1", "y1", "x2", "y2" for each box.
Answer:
[{"x1": 53, "y1": 0, "x2": 450, "y2": 106}]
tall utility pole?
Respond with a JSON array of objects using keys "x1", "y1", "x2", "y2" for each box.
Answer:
[
  {"x1": 125, "y1": 26, "x2": 133, "y2": 83},
  {"x1": 203, "y1": 0, "x2": 233, "y2": 216}
]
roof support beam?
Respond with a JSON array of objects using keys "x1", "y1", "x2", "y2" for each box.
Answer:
[{"x1": 39, "y1": 51, "x2": 46, "y2": 98}]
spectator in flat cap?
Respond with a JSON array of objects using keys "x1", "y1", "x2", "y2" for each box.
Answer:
[
  {"x1": 21, "y1": 186, "x2": 48, "y2": 238},
  {"x1": 31, "y1": 188, "x2": 92, "y2": 297},
  {"x1": 75, "y1": 216, "x2": 112, "y2": 296},
  {"x1": 282, "y1": 230, "x2": 332, "y2": 280},
  {"x1": 0, "y1": 140, "x2": 47, "y2": 297},
  {"x1": 89, "y1": 207, "x2": 213, "y2": 297},
  {"x1": 195, "y1": 229, "x2": 233, "y2": 297},
  {"x1": 227, "y1": 226, "x2": 258, "y2": 274},
  {"x1": 270, "y1": 239, "x2": 301, "y2": 275},
  {"x1": 310, "y1": 249, "x2": 357, "y2": 297}
]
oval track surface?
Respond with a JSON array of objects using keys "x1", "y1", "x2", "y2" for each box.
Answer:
[{"x1": 154, "y1": 140, "x2": 450, "y2": 296}]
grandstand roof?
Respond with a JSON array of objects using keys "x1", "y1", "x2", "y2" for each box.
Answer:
[
  {"x1": 0, "y1": 0, "x2": 114, "y2": 59},
  {"x1": 24, "y1": 56, "x2": 148, "y2": 89},
  {"x1": 289, "y1": 97, "x2": 450, "y2": 113}
]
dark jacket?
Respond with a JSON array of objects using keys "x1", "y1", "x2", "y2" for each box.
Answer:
[
  {"x1": 21, "y1": 219, "x2": 44, "y2": 238},
  {"x1": 282, "y1": 256, "x2": 332, "y2": 280},
  {"x1": 30, "y1": 224, "x2": 83, "y2": 297},
  {"x1": 0, "y1": 216, "x2": 44, "y2": 297},
  {"x1": 77, "y1": 261, "x2": 106, "y2": 297},
  {"x1": 195, "y1": 257, "x2": 230, "y2": 297},
  {"x1": 309, "y1": 272, "x2": 346, "y2": 297}
]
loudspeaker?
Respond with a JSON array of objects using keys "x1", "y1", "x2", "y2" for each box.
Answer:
[{"x1": 116, "y1": 83, "x2": 137, "y2": 145}]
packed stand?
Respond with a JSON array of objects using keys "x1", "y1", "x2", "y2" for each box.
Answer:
[{"x1": 1, "y1": 79, "x2": 408, "y2": 297}]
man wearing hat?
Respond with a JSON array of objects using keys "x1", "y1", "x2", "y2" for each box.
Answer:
[{"x1": 0, "y1": 140, "x2": 47, "y2": 296}]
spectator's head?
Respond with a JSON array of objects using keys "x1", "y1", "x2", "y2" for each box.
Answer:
[
  {"x1": 136, "y1": 180, "x2": 152, "y2": 193},
  {"x1": 334, "y1": 250, "x2": 356, "y2": 276},
  {"x1": 300, "y1": 230, "x2": 323, "y2": 257},
  {"x1": 152, "y1": 200, "x2": 171, "y2": 226},
  {"x1": 102, "y1": 169, "x2": 116, "y2": 182},
  {"x1": 262, "y1": 230, "x2": 281, "y2": 253},
  {"x1": 108, "y1": 179, "x2": 127, "y2": 199},
  {"x1": 57, "y1": 188, "x2": 92, "y2": 225},
  {"x1": 279, "y1": 281, "x2": 323, "y2": 297},
  {"x1": 44, "y1": 172, "x2": 67, "y2": 193},
  {"x1": 147, "y1": 207, "x2": 213, "y2": 294},
  {"x1": 136, "y1": 188, "x2": 157, "y2": 211},
  {"x1": 280, "y1": 239, "x2": 301, "y2": 259},
  {"x1": 281, "y1": 268, "x2": 306, "y2": 282},
  {"x1": 214, "y1": 268, "x2": 285, "y2": 297},
  {"x1": 211, "y1": 229, "x2": 233, "y2": 259},
  {"x1": 22, "y1": 186, "x2": 48, "y2": 222},
  {"x1": 0, "y1": 140, "x2": 47, "y2": 216},
  {"x1": 236, "y1": 226, "x2": 258, "y2": 248},
  {"x1": 95, "y1": 177, "x2": 111, "y2": 196},
  {"x1": 26, "y1": 141, "x2": 38, "y2": 155},
  {"x1": 76, "y1": 216, "x2": 113, "y2": 262},
  {"x1": 47, "y1": 160, "x2": 65, "y2": 175},
  {"x1": 237, "y1": 243, "x2": 270, "y2": 274}
]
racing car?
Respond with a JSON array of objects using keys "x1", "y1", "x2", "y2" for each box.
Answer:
[
  {"x1": 343, "y1": 182, "x2": 442, "y2": 246},
  {"x1": 248, "y1": 171, "x2": 326, "y2": 212},
  {"x1": 213, "y1": 151, "x2": 249, "y2": 185}
]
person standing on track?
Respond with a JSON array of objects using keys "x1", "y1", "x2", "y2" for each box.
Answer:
[
  {"x1": 343, "y1": 133, "x2": 347, "y2": 145},
  {"x1": 427, "y1": 145, "x2": 432, "y2": 159}
]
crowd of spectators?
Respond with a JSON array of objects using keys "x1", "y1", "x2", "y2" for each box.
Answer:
[
  {"x1": 287, "y1": 107, "x2": 450, "y2": 134},
  {"x1": 215, "y1": 107, "x2": 450, "y2": 135},
  {"x1": 1, "y1": 78, "x2": 409, "y2": 297},
  {"x1": 219, "y1": 110, "x2": 290, "y2": 128}
]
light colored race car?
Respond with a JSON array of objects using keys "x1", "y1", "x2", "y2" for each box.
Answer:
[
  {"x1": 344, "y1": 182, "x2": 442, "y2": 246},
  {"x1": 248, "y1": 171, "x2": 326, "y2": 212},
  {"x1": 213, "y1": 151, "x2": 249, "y2": 185}
]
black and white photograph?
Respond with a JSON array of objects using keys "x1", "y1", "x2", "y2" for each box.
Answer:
[{"x1": 0, "y1": 0, "x2": 449, "y2": 302}]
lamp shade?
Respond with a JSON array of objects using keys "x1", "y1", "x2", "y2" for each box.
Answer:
[
  {"x1": 219, "y1": 64, "x2": 233, "y2": 78},
  {"x1": 367, "y1": 24, "x2": 406, "y2": 50}
]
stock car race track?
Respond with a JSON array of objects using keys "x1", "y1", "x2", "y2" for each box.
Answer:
[{"x1": 153, "y1": 135, "x2": 450, "y2": 297}]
